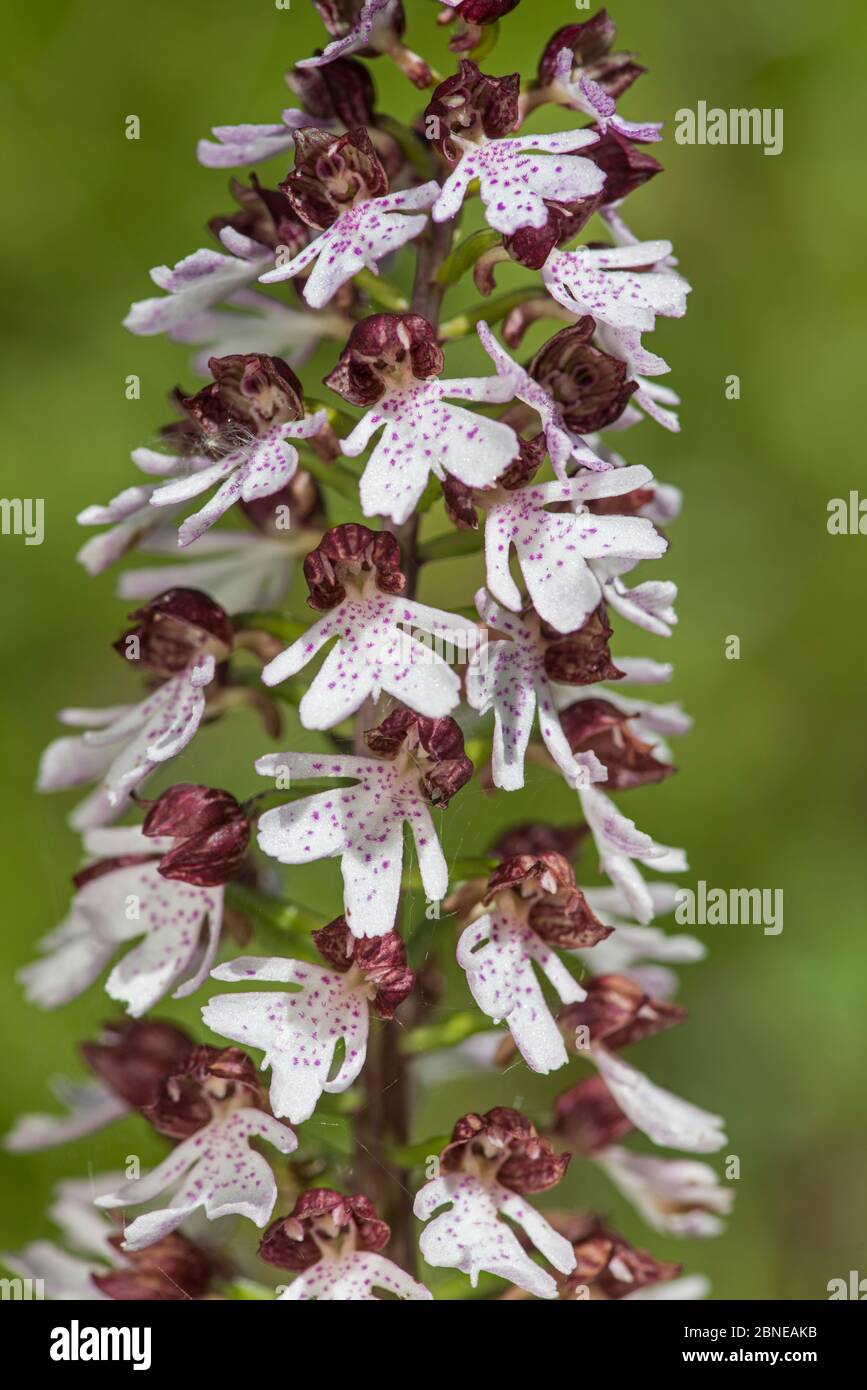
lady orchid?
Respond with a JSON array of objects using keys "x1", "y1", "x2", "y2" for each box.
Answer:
[
  {"x1": 146, "y1": 354, "x2": 329, "y2": 547},
  {"x1": 15, "y1": 5, "x2": 732, "y2": 1304},
  {"x1": 94, "y1": 1046, "x2": 298, "y2": 1250},
  {"x1": 414, "y1": 1108, "x2": 576, "y2": 1298},
  {"x1": 21, "y1": 786, "x2": 248, "y2": 1017},
  {"x1": 328, "y1": 312, "x2": 523, "y2": 523},
  {"x1": 37, "y1": 590, "x2": 234, "y2": 827},
  {"x1": 466, "y1": 589, "x2": 611, "y2": 790},
  {"x1": 457, "y1": 854, "x2": 611, "y2": 1074},
  {"x1": 202, "y1": 916, "x2": 413, "y2": 1123},
  {"x1": 426, "y1": 61, "x2": 604, "y2": 236},
  {"x1": 260, "y1": 128, "x2": 440, "y2": 309},
  {"x1": 260, "y1": 1189, "x2": 432, "y2": 1300},
  {"x1": 261, "y1": 522, "x2": 477, "y2": 725},
  {"x1": 255, "y1": 709, "x2": 472, "y2": 938}
]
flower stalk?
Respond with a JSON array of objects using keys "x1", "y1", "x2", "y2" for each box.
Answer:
[{"x1": 11, "y1": 3, "x2": 731, "y2": 1304}]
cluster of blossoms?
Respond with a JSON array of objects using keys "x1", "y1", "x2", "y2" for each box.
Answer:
[{"x1": 7, "y1": 5, "x2": 732, "y2": 1302}]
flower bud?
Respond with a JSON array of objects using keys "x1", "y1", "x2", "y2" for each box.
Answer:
[
  {"x1": 560, "y1": 698, "x2": 675, "y2": 790},
  {"x1": 80, "y1": 1019, "x2": 195, "y2": 1110},
  {"x1": 114, "y1": 588, "x2": 233, "y2": 677},
  {"x1": 142, "y1": 784, "x2": 250, "y2": 887}
]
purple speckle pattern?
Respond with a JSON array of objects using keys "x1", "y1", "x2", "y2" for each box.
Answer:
[
  {"x1": 260, "y1": 182, "x2": 439, "y2": 308},
  {"x1": 150, "y1": 413, "x2": 326, "y2": 548},
  {"x1": 550, "y1": 52, "x2": 664, "y2": 145},
  {"x1": 344, "y1": 372, "x2": 519, "y2": 525},
  {"x1": 457, "y1": 904, "x2": 585, "y2": 1074},
  {"x1": 38, "y1": 655, "x2": 215, "y2": 831},
  {"x1": 203, "y1": 955, "x2": 370, "y2": 1124},
  {"x1": 262, "y1": 589, "x2": 473, "y2": 728},
  {"x1": 256, "y1": 751, "x2": 448, "y2": 938},
  {"x1": 433, "y1": 129, "x2": 604, "y2": 235},
  {"x1": 278, "y1": 1250, "x2": 432, "y2": 1301},
  {"x1": 479, "y1": 466, "x2": 665, "y2": 634},
  {"x1": 414, "y1": 1172, "x2": 575, "y2": 1299},
  {"x1": 601, "y1": 574, "x2": 679, "y2": 637},
  {"x1": 20, "y1": 828, "x2": 223, "y2": 1017},
  {"x1": 95, "y1": 1108, "x2": 297, "y2": 1252},
  {"x1": 125, "y1": 247, "x2": 272, "y2": 337},
  {"x1": 466, "y1": 589, "x2": 606, "y2": 791},
  {"x1": 542, "y1": 242, "x2": 690, "y2": 359}
]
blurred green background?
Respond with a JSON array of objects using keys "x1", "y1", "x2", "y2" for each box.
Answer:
[{"x1": 1, "y1": 0, "x2": 865, "y2": 1300}]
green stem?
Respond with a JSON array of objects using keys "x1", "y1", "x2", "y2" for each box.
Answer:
[
  {"x1": 225, "y1": 883, "x2": 324, "y2": 948},
  {"x1": 352, "y1": 267, "x2": 409, "y2": 312},
  {"x1": 439, "y1": 286, "x2": 544, "y2": 340},
  {"x1": 401, "y1": 1011, "x2": 497, "y2": 1055},
  {"x1": 468, "y1": 19, "x2": 500, "y2": 63},
  {"x1": 436, "y1": 229, "x2": 502, "y2": 287}
]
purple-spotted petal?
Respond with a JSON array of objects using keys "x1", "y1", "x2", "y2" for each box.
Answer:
[
  {"x1": 203, "y1": 956, "x2": 370, "y2": 1124},
  {"x1": 414, "y1": 1172, "x2": 575, "y2": 1297},
  {"x1": 95, "y1": 1109, "x2": 297, "y2": 1251},
  {"x1": 458, "y1": 908, "x2": 585, "y2": 1073}
]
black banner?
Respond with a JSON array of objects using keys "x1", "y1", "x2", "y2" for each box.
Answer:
[{"x1": 2, "y1": 1298, "x2": 860, "y2": 1374}]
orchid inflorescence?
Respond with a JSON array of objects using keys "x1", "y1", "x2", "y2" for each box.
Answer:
[{"x1": 7, "y1": 3, "x2": 732, "y2": 1303}]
